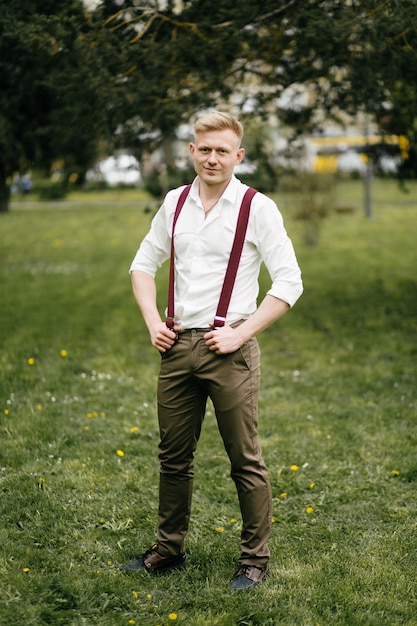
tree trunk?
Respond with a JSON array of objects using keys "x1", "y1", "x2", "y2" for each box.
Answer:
[
  {"x1": 162, "y1": 134, "x2": 176, "y2": 170},
  {"x1": 0, "y1": 177, "x2": 10, "y2": 212},
  {"x1": 159, "y1": 133, "x2": 179, "y2": 196}
]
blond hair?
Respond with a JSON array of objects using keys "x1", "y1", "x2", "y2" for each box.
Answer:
[{"x1": 194, "y1": 111, "x2": 244, "y2": 145}]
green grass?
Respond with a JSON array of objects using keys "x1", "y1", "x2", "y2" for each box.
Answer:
[{"x1": 1, "y1": 179, "x2": 417, "y2": 625}]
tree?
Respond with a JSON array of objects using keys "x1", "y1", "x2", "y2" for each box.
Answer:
[
  {"x1": 2, "y1": 0, "x2": 415, "y2": 212},
  {"x1": 93, "y1": 0, "x2": 250, "y2": 167},
  {"x1": 94, "y1": 0, "x2": 417, "y2": 175},
  {"x1": 90, "y1": 0, "x2": 315, "y2": 194},
  {"x1": 0, "y1": 0, "x2": 113, "y2": 211},
  {"x1": 258, "y1": 0, "x2": 417, "y2": 161}
]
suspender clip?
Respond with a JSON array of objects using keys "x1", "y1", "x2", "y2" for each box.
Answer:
[
  {"x1": 213, "y1": 316, "x2": 226, "y2": 329},
  {"x1": 166, "y1": 316, "x2": 175, "y2": 329}
]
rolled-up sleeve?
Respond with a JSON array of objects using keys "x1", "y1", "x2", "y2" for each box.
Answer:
[{"x1": 253, "y1": 195, "x2": 303, "y2": 307}]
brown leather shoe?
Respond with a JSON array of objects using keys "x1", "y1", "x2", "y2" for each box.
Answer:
[
  {"x1": 119, "y1": 544, "x2": 186, "y2": 573},
  {"x1": 230, "y1": 564, "x2": 269, "y2": 590}
]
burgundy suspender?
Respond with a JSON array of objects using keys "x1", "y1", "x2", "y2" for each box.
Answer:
[
  {"x1": 166, "y1": 185, "x2": 257, "y2": 329},
  {"x1": 166, "y1": 184, "x2": 192, "y2": 329},
  {"x1": 213, "y1": 186, "x2": 257, "y2": 327}
]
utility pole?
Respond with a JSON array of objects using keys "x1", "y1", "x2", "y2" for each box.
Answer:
[{"x1": 364, "y1": 113, "x2": 373, "y2": 220}]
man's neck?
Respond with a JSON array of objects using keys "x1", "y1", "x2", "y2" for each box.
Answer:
[{"x1": 198, "y1": 176, "x2": 231, "y2": 204}]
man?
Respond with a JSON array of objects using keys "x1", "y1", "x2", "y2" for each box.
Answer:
[{"x1": 120, "y1": 111, "x2": 303, "y2": 590}]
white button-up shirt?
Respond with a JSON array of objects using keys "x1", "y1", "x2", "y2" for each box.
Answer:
[{"x1": 130, "y1": 175, "x2": 303, "y2": 329}]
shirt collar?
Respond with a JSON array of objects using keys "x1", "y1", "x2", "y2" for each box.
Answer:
[{"x1": 189, "y1": 175, "x2": 239, "y2": 206}]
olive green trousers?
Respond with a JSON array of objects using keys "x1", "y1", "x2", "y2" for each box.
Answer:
[{"x1": 155, "y1": 328, "x2": 272, "y2": 567}]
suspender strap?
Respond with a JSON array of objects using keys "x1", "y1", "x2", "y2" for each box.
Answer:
[
  {"x1": 166, "y1": 185, "x2": 257, "y2": 329},
  {"x1": 213, "y1": 187, "x2": 258, "y2": 328},
  {"x1": 166, "y1": 184, "x2": 192, "y2": 329}
]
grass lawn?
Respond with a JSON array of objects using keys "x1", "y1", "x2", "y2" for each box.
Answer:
[{"x1": 1, "y1": 178, "x2": 417, "y2": 625}]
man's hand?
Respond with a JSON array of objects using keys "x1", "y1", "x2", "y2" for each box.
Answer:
[
  {"x1": 204, "y1": 324, "x2": 245, "y2": 355},
  {"x1": 150, "y1": 322, "x2": 179, "y2": 353},
  {"x1": 203, "y1": 296, "x2": 290, "y2": 355}
]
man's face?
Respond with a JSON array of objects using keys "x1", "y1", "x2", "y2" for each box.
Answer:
[{"x1": 190, "y1": 129, "x2": 245, "y2": 187}]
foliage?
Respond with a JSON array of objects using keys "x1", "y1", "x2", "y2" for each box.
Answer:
[
  {"x1": 0, "y1": 0, "x2": 113, "y2": 211},
  {"x1": 90, "y1": 0, "x2": 268, "y2": 163},
  {"x1": 94, "y1": 0, "x2": 417, "y2": 147},
  {"x1": 1, "y1": 181, "x2": 417, "y2": 624},
  {"x1": 1, "y1": 0, "x2": 417, "y2": 212},
  {"x1": 268, "y1": 1, "x2": 417, "y2": 127}
]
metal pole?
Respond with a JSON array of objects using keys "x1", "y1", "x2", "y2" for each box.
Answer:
[{"x1": 364, "y1": 114, "x2": 372, "y2": 220}]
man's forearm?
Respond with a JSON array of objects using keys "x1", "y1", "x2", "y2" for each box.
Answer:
[
  {"x1": 131, "y1": 270, "x2": 162, "y2": 330},
  {"x1": 131, "y1": 270, "x2": 178, "y2": 352},
  {"x1": 236, "y1": 294, "x2": 290, "y2": 344},
  {"x1": 204, "y1": 294, "x2": 290, "y2": 355}
]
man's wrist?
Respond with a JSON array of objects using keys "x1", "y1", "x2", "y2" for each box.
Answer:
[{"x1": 234, "y1": 323, "x2": 253, "y2": 346}]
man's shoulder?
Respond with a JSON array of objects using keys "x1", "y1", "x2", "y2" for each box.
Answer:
[
  {"x1": 247, "y1": 188, "x2": 278, "y2": 213},
  {"x1": 164, "y1": 181, "x2": 196, "y2": 207},
  {"x1": 234, "y1": 176, "x2": 274, "y2": 205}
]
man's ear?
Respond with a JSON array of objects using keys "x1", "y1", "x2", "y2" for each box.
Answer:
[
  {"x1": 189, "y1": 143, "x2": 195, "y2": 157},
  {"x1": 236, "y1": 147, "x2": 245, "y2": 164}
]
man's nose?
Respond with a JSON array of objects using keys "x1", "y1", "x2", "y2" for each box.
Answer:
[{"x1": 207, "y1": 150, "x2": 218, "y2": 162}]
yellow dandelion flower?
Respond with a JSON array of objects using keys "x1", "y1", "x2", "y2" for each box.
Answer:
[
  {"x1": 60, "y1": 349, "x2": 68, "y2": 358},
  {"x1": 309, "y1": 482, "x2": 316, "y2": 488},
  {"x1": 37, "y1": 405, "x2": 42, "y2": 411},
  {"x1": 146, "y1": 594, "x2": 152, "y2": 599},
  {"x1": 23, "y1": 567, "x2": 30, "y2": 573},
  {"x1": 271, "y1": 517, "x2": 276, "y2": 524},
  {"x1": 230, "y1": 518, "x2": 237, "y2": 523},
  {"x1": 306, "y1": 506, "x2": 314, "y2": 514},
  {"x1": 4, "y1": 409, "x2": 9, "y2": 415},
  {"x1": 28, "y1": 358, "x2": 35, "y2": 365},
  {"x1": 168, "y1": 614, "x2": 178, "y2": 621},
  {"x1": 279, "y1": 492, "x2": 287, "y2": 499},
  {"x1": 128, "y1": 620, "x2": 136, "y2": 625},
  {"x1": 132, "y1": 591, "x2": 138, "y2": 599},
  {"x1": 117, "y1": 449, "x2": 125, "y2": 457},
  {"x1": 290, "y1": 465, "x2": 299, "y2": 471},
  {"x1": 391, "y1": 470, "x2": 400, "y2": 476},
  {"x1": 99, "y1": 518, "x2": 105, "y2": 524},
  {"x1": 130, "y1": 427, "x2": 139, "y2": 433},
  {"x1": 38, "y1": 477, "x2": 46, "y2": 485},
  {"x1": 84, "y1": 426, "x2": 90, "y2": 431},
  {"x1": 215, "y1": 527, "x2": 224, "y2": 533},
  {"x1": 86, "y1": 413, "x2": 94, "y2": 418}
]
